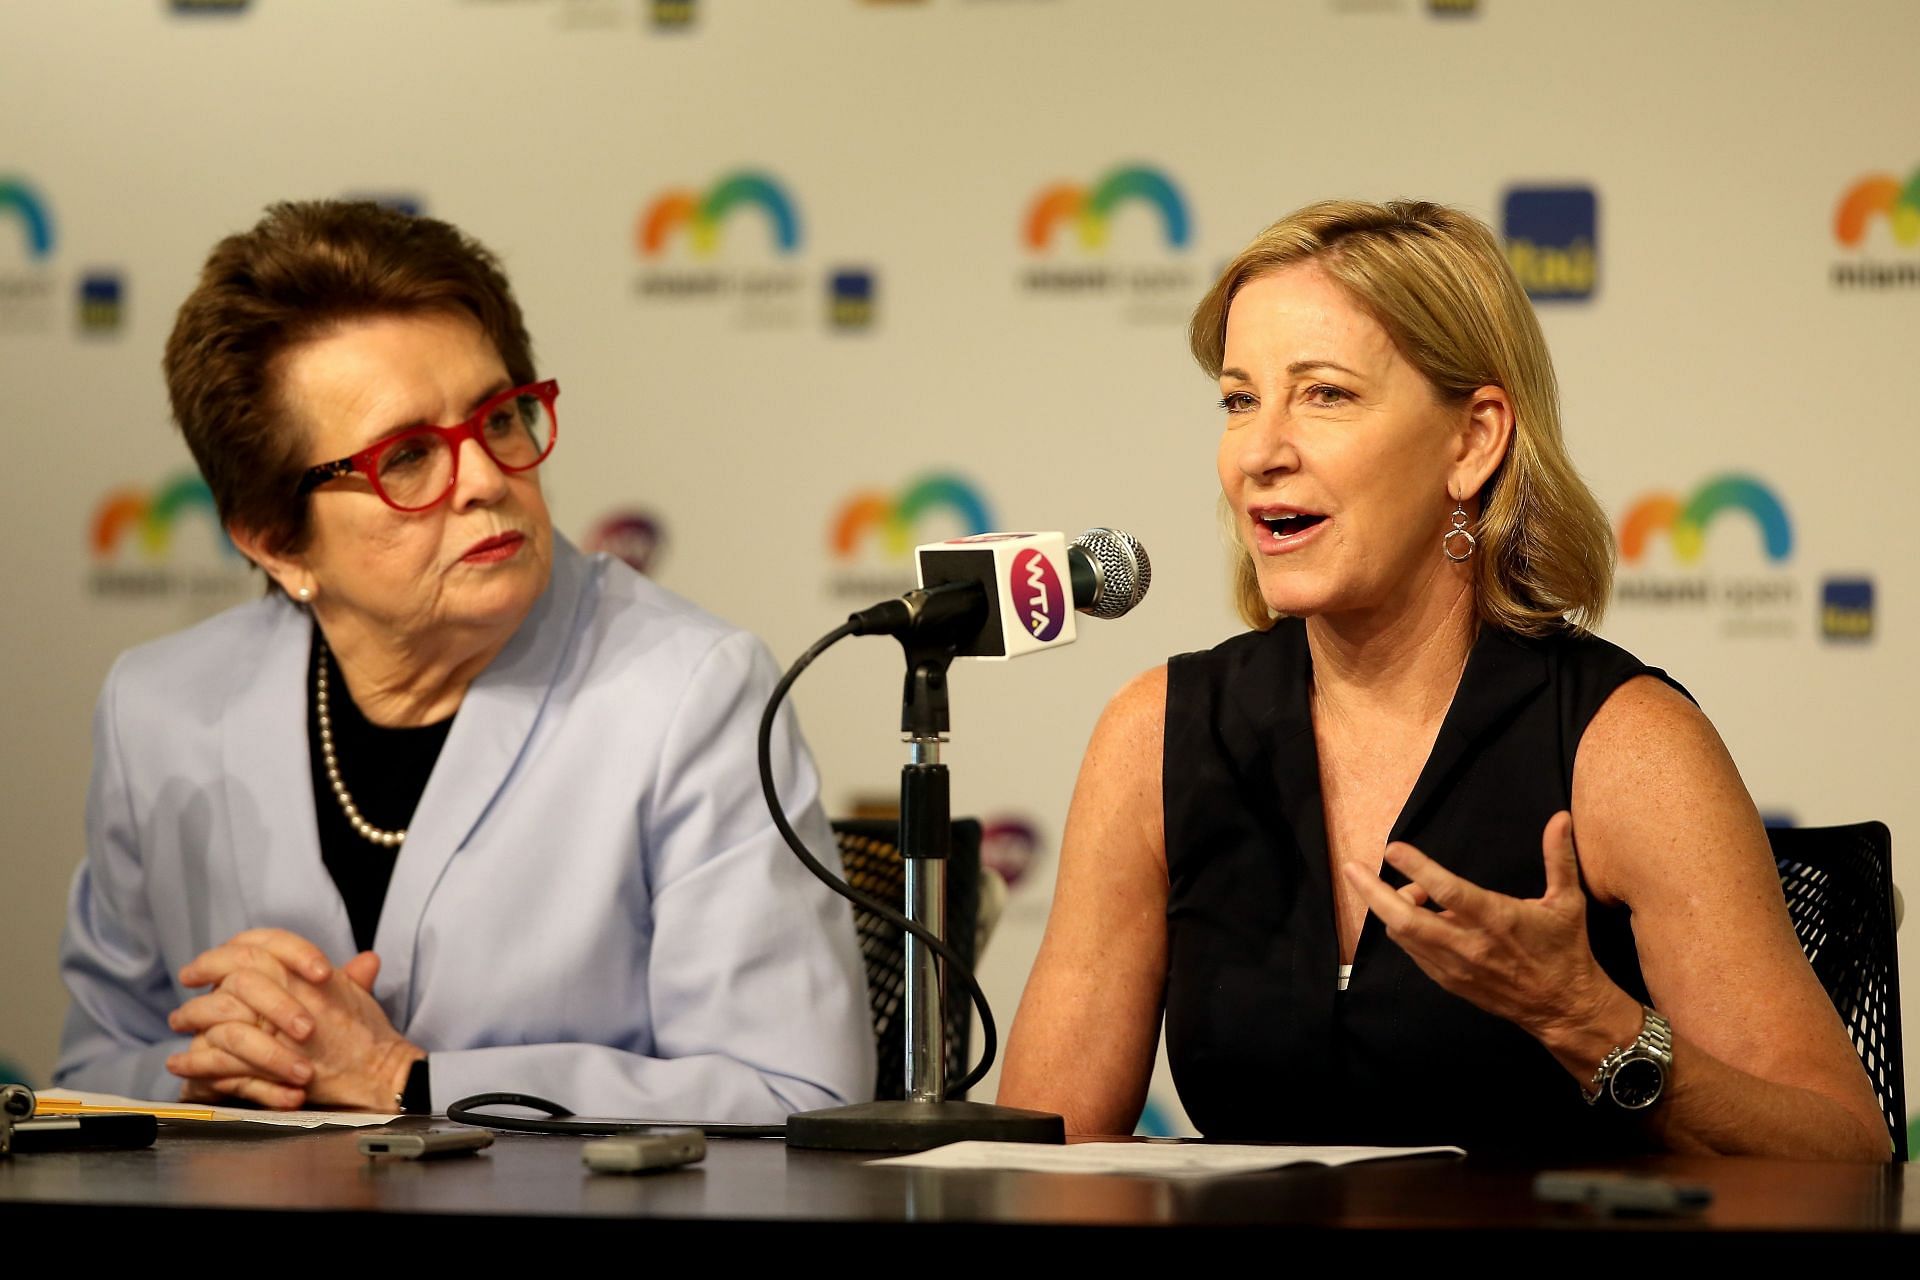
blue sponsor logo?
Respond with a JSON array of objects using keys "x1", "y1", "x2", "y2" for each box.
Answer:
[
  {"x1": 79, "y1": 272, "x2": 124, "y2": 333},
  {"x1": 1821, "y1": 577, "x2": 1874, "y2": 642},
  {"x1": 652, "y1": 0, "x2": 696, "y2": 28},
  {"x1": 343, "y1": 193, "x2": 425, "y2": 218},
  {"x1": 828, "y1": 268, "x2": 875, "y2": 330},
  {"x1": 1503, "y1": 185, "x2": 1598, "y2": 302}
]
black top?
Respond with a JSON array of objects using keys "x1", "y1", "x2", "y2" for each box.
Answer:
[
  {"x1": 1162, "y1": 618, "x2": 1687, "y2": 1156},
  {"x1": 305, "y1": 630, "x2": 453, "y2": 954}
]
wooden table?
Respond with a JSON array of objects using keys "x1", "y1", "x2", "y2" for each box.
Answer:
[{"x1": 2, "y1": 1125, "x2": 1913, "y2": 1258}]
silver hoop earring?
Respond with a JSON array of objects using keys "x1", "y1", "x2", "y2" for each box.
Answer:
[{"x1": 1443, "y1": 502, "x2": 1476, "y2": 562}]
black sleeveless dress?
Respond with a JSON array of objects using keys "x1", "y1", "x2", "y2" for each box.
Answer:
[{"x1": 1162, "y1": 617, "x2": 1686, "y2": 1155}]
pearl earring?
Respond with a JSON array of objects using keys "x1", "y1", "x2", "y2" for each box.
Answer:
[{"x1": 296, "y1": 586, "x2": 313, "y2": 602}]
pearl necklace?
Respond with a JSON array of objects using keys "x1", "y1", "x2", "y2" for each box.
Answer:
[{"x1": 315, "y1": 640, "x2": 406, "y2": 849}]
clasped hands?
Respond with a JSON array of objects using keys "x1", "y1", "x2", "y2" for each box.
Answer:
[
  {"x1": 1340, "y1": 811, "x2": 1643, "y2": 1072},
  {"x1": 165, "y1": 928, "x2": 423, "y2": 1111}
]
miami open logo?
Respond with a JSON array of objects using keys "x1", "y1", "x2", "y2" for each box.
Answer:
[
  {"x1": 1011, "y1": 548, "x2": 1066, "y2": 642},
  {"x1": 1833, "y1": 166, "x2": 1920, "y2": 290},
  {"x1": 0, "y1": 179, "x2": 53, "y2": 262},
  {"x1": 1614, "y1": 474, "x2": 1799, "y2": 635},
  {"x1": 0, "y1": 176, "x2": 57, "y2": 329},
  {"x1": 1019, "y1": 163, "x2": 1198, "y2": 323},
  {"x1": 632, "y1": 170, "x2": 806, "y2": 323},
  {"x1": 88, "y1": 473, "x2": 250, "y2": 602},
  {"x1": 1024, "y1": 165, "x2": 1191, "y2": 254},
  {"x1": 827, "y1": 474, "x2": 993, "y2": 599},
  {"x1": 1619, "y1": 475, "x2": 1792, "y2": 566},
  {"x1": 639, "y1": 172, "x2": 800, "y2": 259}
]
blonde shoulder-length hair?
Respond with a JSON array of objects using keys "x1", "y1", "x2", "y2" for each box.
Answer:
[{"x1": 1190, "y1": 199, "x2": 1614, "y2": 637}]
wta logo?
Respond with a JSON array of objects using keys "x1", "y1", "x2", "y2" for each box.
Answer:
[
  {"x1": 1834, "y1": 168, "x2": 1920, "y2": 248},
  {"x1": 1618, "y1": 475, "x2": 1792, "y2": 565},
  {"x1": 980, "y1": 816, "x2": 1041, "y2": 889},
  {"x1": 830, "y1": 474, "x2": 993, "y2": 560},
  {"x1": 1025, "y1": 165, "x2": 1191, "y2": 253},
  {"x1": 90, "y1": 474, "x2": 236, "y2": 561},
  {"x1": 1012, "y1": 548, "x2": 1066, "y2": 642},
  {"x1": 638, "y1": 171, "x2": 800, "y2": 258},
  {"x1": 585, "y1": 511, "x2": 666, "y2": 577},
  {"x1": 0, "y1": 178, "x2": 54, "y2": 262}
]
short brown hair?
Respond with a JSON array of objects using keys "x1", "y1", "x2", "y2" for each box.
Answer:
[
  {"x1": 163, "y1": 200, "x2": 537, "y2": 556},
  {"x1": 1190, "y1": 199, "x2": 1614, "y2": 636}
]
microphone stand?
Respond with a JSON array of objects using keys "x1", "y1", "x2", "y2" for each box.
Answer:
[{"x1": 784, "y1": 626, "x2": 1065, "y2": 1152}]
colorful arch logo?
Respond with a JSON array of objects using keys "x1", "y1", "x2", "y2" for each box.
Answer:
[
  {"x1": 1835, "y1": 168, "x2": 1920, "y2": 248},
  {"x1": 830, "y1": 474, "x2": 993, "y2": 560},
  {"x1": 1025, "y1": 165, "x2": 1190, "y2": 252},
  {"x1": 638, "y1": 171, "x2": 801, "y2": 257},
  {"x1": 1618, "y1": 475, "x2": 1792, "y2": 565},
  {"x1": 0, "y1": 178, "x2": 54, "y2": 262},
  {"x1": 89, "y1": 474, "x2": 235, "y2": 560}
]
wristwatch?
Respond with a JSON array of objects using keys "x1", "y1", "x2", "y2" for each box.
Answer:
[{"x1": 1583, "y1": 1006, "x2": 1673, "y2": 1110}]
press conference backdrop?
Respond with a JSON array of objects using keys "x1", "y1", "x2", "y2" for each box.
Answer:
[{"x1": 2, "y1": 0, "x2": 1915, "y2": 1142}]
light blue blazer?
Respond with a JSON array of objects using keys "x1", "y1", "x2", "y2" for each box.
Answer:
[{"x1": 54, "y1": 538, "x2": 876, "y2": 1121}]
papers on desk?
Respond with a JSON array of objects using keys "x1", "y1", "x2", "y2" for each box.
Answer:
[
  {"x1": 35, "y1": 1090, "x2": 399, "y2": 1130},
  {"x1": 872, "y1": 1140, "x2": 1465, "y2": 1178}
]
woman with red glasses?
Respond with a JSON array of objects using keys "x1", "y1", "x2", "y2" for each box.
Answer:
[{"x1": 52, "y1": 201, "x2": 875, "y2": 1121}]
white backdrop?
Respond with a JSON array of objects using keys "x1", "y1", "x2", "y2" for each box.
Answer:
[{"x1": 2, "y1": 0, "x2": 1916, "y2": 1145}]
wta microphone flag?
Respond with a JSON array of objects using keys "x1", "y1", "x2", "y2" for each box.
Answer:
[{"x1": 915, "y1": 532, "x2": 1077, "y2": 660}]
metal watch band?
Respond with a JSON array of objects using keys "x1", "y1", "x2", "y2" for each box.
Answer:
[{"x1": 1583, "y1": 1006, "x2": 1673, "y2": 1107}]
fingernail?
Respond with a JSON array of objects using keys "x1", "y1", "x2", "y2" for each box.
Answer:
[
  {"x1": 310, "y1": 964, "x2": 330, "y2": 982},
  {"x1": 292, "y1": 1062, "x2": 313, "y2": 1083},
  {"x1": 292, "y1": 1016, "x2": 313, "y2": 1038}
]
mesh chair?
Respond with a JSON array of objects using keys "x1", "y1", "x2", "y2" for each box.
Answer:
[
  {"x1": 832, "y1": 818, "x2": 983, "y2": 1101},
  {"x1": 1769, "y1": 821, "x2": 1907, "y2": 1160}
]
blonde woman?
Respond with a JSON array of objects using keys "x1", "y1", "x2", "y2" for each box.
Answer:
[{"x1": 999, "y1": 200, "x2": 1886, "y2": 1160}]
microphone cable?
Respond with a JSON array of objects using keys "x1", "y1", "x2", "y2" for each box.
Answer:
[
  {"x1": 757, "y1": 621, "x2": 998, "y2": 1101},
  {"x1": 444, "y1": 619, "x2": 998, "y2": 1139},
  {"x1": 445, "y1": 1092, "x2": 784, "y2": 1140}
]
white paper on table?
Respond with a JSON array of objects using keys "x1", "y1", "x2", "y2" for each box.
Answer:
[
  {"x1": 37, "y1": 1089, "x2": 400, "y2": 1129},
  {"x1": 870, "y1": 1140, "x2": 1465, "y2": 1178}
]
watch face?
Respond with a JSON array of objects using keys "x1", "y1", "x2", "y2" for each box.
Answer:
[{"x1": 1609, "y1": 1056, "x2": 1665, "y2": 1110}]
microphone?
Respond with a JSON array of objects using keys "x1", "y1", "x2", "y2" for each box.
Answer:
[
  {"x1": 846, "y1": 528, "x2": 1151, "y2": 659},
  {"x1": 1067, "y1": 526, "x2": 1152, "y2": 619}
]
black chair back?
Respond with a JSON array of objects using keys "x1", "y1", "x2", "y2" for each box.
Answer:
[
  {"x1": 1769, "y1": 821, "x2": 1907, "y2": 1160},
  {"x1": 832, "y1": 818, "x2": 982, "y2": 1102}
]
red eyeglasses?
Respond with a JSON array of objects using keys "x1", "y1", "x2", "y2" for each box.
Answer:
[{"x1": 296, "y1": 380, "x2": 559, "y2": 513}]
